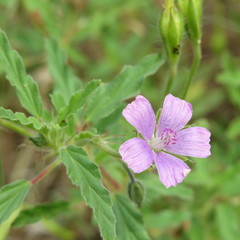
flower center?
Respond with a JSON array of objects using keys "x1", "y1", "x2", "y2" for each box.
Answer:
[{"x1": 150, "y1": 128, "x2": 177, "y2": 152}]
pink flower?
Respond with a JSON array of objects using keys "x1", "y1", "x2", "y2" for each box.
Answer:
[{"x1": 119, "y1": 94, "x2": 211, "y2": 188}]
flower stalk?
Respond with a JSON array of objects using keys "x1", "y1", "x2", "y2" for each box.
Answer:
[
  {"x1": 0, "y1": 119, "x2": 33, "y2": 137},
  {"x1": 182, "y1": 42, "x2": 202, "y2": 99},
  {"x1": 30, "y1": 159, "x2": 61, "y2": 185},
  {"x1": 164, "y1": 61, "x2": 178, "y2": 96},
  {"x1": 92, "y1": 137, "x2": 136, "y2": 183}
]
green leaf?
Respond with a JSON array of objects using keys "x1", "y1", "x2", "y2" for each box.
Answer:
[
  {"x1": 0, "y1": 31, "x2": 44, "y2": 118},
  {"x1": 186, "y1": 215, "x2": 205, "y2": 240},
  {"x1": 142, "y1": 174, "x2": 193, "y2": 203},
  {"x1": 13, "y1": 201, "x2": 70, "y2": 227},
  {"x1": 57, "y1": 79, "x2": 102, "y2": 122},
  {"x1": 113, "y1": 194, "x2": 150, "y2": 240},
  {"x1": 216, "y1": 203, "x2": 240, "y2": 240},
  {"x1": 60, "y1": 146, "x2": 116, "y2": 240},
  {"x1": 145, "y1": 210, "x2": 190, "y2": 229},
  {"x1": 227, "y1": 116, "x2": 240, "y2": 139},
  {"x1": 46, "y1": 38, "x2": 82, "y2": 111},
  {"x1": 0, "y1": 180, "x2": 31, "y2": 223},
  {"x1": 0, "y1": 107, "x2": 47, "y2": 133},
  {"x1": 86, "y1": 54, "x2": 164, "y2": 122},
  {"x1": 74, "y1": 129, "x2": 98, "y2": 143}
]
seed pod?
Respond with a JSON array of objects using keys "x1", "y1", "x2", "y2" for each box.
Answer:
[{"x1": 128, "y1": 180, "x2": 145, "y2": 207}]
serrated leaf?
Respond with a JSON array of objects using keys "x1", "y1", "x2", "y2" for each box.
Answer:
[
  {"x1": 0, "y1": 31, "x2": 44, "y2": 118},
  {"x1": 113, "y1": 194, "x2": 150, "y2": 240},
  {"x1": 216, "y1": 203, "x2": 240, "y2": 240},
  {"x1": 0, "y1": 180, "x2": 31, "y2": 223},
  {"x1": 86, "y1": 53, "x2": 165, "y2": 122},
  {"x1": 0, "y1": 107, "x2": 48, "y2": 133},
  {"x1": 60, "y1": 146, "x2": 116, "y2": 240},
  {"x1": 46, "y1": 38, "x2": 82, "y2": 111},
  {"x1": 13, "y1": 201, "x2": 70, "y2": 227},
  {"x1": 57, "y1": 79, "x2": 102, "y2": 122}
]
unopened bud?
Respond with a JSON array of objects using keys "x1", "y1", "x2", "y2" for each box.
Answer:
[
  {"x1": 177, "y1": 0, "x2": 189, "y2": 18},
  {"x1": 128, "y1": 180, "x2": 145, "y2": 207},
  {"x1": 159, "y1": 3, "x2": 184, "y2": 63},
  {"x1": 178, "y1": 0, "x2": 202, "y2": 44},
  {"x1": 29, "y1": 134, "x2": 46, "y2": 147}
]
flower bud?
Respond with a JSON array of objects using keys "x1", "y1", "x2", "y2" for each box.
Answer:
[
  {"x1": 159, "y1": 2, "x2": 184, "y2": 63},
  {"x1": 178, "y1": 0, "x2": 202, "y2": 44},
  {"x1": 188, "y1": 0, "x2": 202, "y2": 43},
  {"x1": 29, "y1": 134, "x2": 46, "y2": 147},
  {"x1": 177, "y1": 0, "x2": 189, "y2": 18},
  {"x1": 127, "y1": 180, "x2": 145, "y2": 207}
]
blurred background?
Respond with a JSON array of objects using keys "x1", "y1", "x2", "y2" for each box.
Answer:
[{"x1": 0, "y1": 0, "x2": 240, "y2": 239}]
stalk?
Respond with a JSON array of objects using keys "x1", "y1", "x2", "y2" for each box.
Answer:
[
  {"x1": 163, "y1": 62, "x2": 178, "y2": 96},
  {"x1": 92, "y1": 138, "x2": 136, "y2": 183},
  {"x1": 30, "y1": 159, "x2": 61, "y2": 185},
  {"x1": 0, "y1": 119, "x2": 33, "y2": 137},
  {"x1": 182, "y1": 42, "x2": 202, "y2": 99}
]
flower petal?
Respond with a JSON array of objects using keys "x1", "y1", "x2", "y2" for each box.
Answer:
[
  {"x1": 122, "y1": 95, "x2": 156, "y2": 140},
  {"x1": 165, "y1": 127, "x2": 211, "y2": 158},
  {"x1": 155, "y1": 152, "x2": 191, "y2": 188},
  {"x1": 119, "y1": 137, "x2": 154, "y2": 173},
  {"x1": 157, "y1": 94, "x2": 192, "y2": 135}
]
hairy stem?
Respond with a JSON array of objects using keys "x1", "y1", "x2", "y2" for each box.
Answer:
[
  {"x1": 92, "y1": 138, "x2": 136, "y2": 183},
  {"x1": 30, "y1": 159, "x2": 61, "y2": 185},
  {"x1": 182, "y1": 42, "x2": 202, "y2": 99},
  {"x1": 0, "y1": 119, "x2": 33, "y2": 137}
]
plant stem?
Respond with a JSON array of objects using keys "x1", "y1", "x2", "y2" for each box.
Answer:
[
  {"x1": 163, "y1": 61, "x2": 178, "y2": 97},
  {"x1": 92, "y1": 138, "x2": 136, "y2": 183},
  {"x1": 0, "y1": 119, "x2": 33, "y2": 137},
  {"x1": 30, "y1": 159, "x2": 61, "y2": 185},
  {"x1": 182, "y1": 42, "x2": 202, "y2": 99},
  {"x1": 92, "y1": 137, "x2": 121, "y2": 158}
]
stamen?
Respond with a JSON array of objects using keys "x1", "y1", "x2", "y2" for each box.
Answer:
[{"x1": 150, "y1": 128, "x2": 177, "y2": 152}]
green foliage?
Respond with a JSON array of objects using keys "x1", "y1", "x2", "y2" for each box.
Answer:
[
  {"x1": 0, "y1": 0, "x2": 240, "y2": 239},
  {"x1": 86, "y1": 54, "x2": 165, "y2": 122},
  {"x1": 0, "y1": 107, "x2": 47, "y2": 133},
  {"x1": 0, "y1": 180, "x2": 31, "y2": 224},
  {"x1": 217, "y1": 52, "x2": 240, "y2": 107},
  {"x1": 13, "y1": 201, "x2": 70, "y2": 227},
  {"x1": 60, "y1": 146, "x2": 116, "y2": 240},
  {"x1": 145, "y1": 210, "x2": 190, "y2": 229},
  {"x1": 57, "y1": 79, "x2": 102, "y2": 123},
  {"x1": 113, "y1": 194, "x2": 150, "y2": 240},
  {"x1": 0, "y1": 31, "x2": 45, "y2": 119},
  {"x1": 142, "y1": 174, "x2": 194, "y2": 202},
  {"x1": 216, "y1": 203, "x2": 240, "y2": 240},
  {"x1": 46, "y1": 38, "x2": 82, "y2": 111}
]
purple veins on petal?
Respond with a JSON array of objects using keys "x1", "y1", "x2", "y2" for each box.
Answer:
[
  {"x1": 119, "y1": 137, "x2": 154, "y2": 173},
  {"x1": 155, "y1": 152, "x2": 191, "y2": 188},
  {"x1": 165, "y1": 127, "x2": 211, "y2": 158},
  {"x1": 122, "y1": 95, "x2": 156, "y2": 140},
  {"x1": 119, "y1": 94, "x2": 211, "y2": 188},
  {"x1": 157, "y1": 94, "x2": 192, "y2": 135}
]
